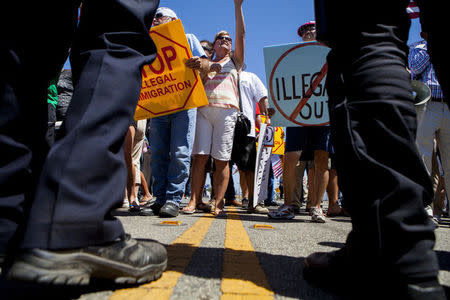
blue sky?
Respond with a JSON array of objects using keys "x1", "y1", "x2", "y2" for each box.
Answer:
[{"x1": 65, "y1": 0, "x2": 422, "y2": 86}]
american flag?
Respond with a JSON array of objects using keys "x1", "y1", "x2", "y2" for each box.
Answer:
[
  {"x1": 271, "y1": 155, "x2": 283, "y2": 178},
  {"x1": 407, "y1": 0, "x2": 420, "y2": 19}
]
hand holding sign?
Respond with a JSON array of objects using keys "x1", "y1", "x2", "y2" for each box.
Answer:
[
  {"x1": 185, "y1": 56, "x2": 202, "y2": 69},
  {"x1": 185, "y1": 56, "x2": 211, "y2": 75}
]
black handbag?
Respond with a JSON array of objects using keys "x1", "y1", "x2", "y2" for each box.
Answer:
[{"x1": 231, "y1": 72, "x2": 253, "y2": 168}]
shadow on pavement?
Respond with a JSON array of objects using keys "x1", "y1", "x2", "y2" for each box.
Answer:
[
  {"x1": 436, "y1": 250, "x2": 450, "y2": 272},
  {"x1": 165, "y1": 242, "x2": 341, "y2": 299},
  {"x1": 1, "y1": 241, "x2": 448, "y2": 300},
  {"x1": 328, "y1": 218, "x2": 352, "y2": 223},
  {"x1": 0, "y1": 275, "x2": 136, "y2": 300},
  {"x1": 198, "y1": 213, "x2": 310, "y2": 223},
  {"x1": 318, "y1": 241, "x2": 346, "y2": 249}
]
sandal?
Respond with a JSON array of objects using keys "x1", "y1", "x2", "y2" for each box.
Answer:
[
  {"x1": 182, "y1": 205, "x2": 196, "y2": 214},
  {"x1": 128, "y1": 202, "x2": 141, "y2": 212},
  {"x1": 139, "y1": 199, "x2": 151, "y2": 206},
  {"x1": 196, "y1": 202, "x2": 212, "y2": 212},
  {"x1": 213, "y1": 208, "x2": 226, "y2": 216},
  {"x1": 212, "y1": 199, "x2": 225, "y2": 216}
]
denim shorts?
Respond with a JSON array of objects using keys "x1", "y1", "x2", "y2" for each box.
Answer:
[{"x1": 285, "y1": 126, "x2": 333, "y2": 154}]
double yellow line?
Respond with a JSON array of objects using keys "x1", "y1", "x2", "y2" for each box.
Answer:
[
  {"x1": 221, "y1": 207, "x2": 274, "y2": 299},
  {"x1": 110, "y1": 207, "x2": 274, "y2": 299}
]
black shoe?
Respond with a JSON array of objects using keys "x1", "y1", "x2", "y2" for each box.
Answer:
[
  {"x1": 406, "y1": 280, "x2": 446, "y2": 300},
  {"x1": 241, "y1": 198, "x2": 249, "y2": 208},
  {"x1": 140, "y1": 202, "x2": 162, "y2": 216},
  {"x1": 159, "y1": 202, "x2": 179, "y2": 217},
  {"x1": 292, "y1": 205, "x2": 301, "y2": 214},
  {"x1": 264, "y1": 201, "x2": 278, "y2": 207},
  {"x1": 304, "y1": 248, "x2": 446, "y2": 299},
  {"x1": 7, "y1": 234, "x2": 167, "y2": 285},
  {"x1": 0, "y1": 253, "x2": 5, "y2": 268},
  {"x1": 303, "y1": 248, "x2": 349, "y2": 285}
]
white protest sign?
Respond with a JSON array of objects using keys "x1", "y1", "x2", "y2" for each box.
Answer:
[
  {"x1": 263, "y1": 42, "x2": 330, "y2": 127},
  {"x1": 253, "y1": 124, "x2": 274, "y2": 208}
]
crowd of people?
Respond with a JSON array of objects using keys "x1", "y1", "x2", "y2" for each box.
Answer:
[
  {"x1": 109, "y1": 10, "x2": 351, "y2": 225},
  {"x1": 113, "y1": 8, "x2": 449, "y2": 229},
  {"x1": 0, "y1": 0, "x2": 448, "y2": 298}
]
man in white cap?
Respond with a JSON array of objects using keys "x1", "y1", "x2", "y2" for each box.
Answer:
[{"x1": 141, "y1": 7, "x2": 212, "y2": 217}]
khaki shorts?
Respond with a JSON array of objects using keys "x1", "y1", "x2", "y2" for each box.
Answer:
[
  {"x1": 193, "y1": 106, "x2": 237, "y2": 161},
  {"x1": 132, "y1": 119, "x2": 147, "y2": 184}
]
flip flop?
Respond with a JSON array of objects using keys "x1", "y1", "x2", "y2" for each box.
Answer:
[
  {"x1": 128, "y1": 202, "x2": 141, "y2": 212},
  {"x1": 182, "y1": 205, "x2": 196, "y2": 214},
  {"x1": 196, "y1": 202, "x2": 212, "y2": 212},
  {"x1": 213, "y1": 209, "x2": 227, "y2": 216},
  {"x1": 139, "y1": 199, "x2": 152, "y2": 206}
]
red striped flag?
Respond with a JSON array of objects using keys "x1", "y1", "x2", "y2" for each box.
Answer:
[
  {"x1": 407, "y1": 1, "x2": 420, "y2": 19},
  {"x1": 271, "y1": 155, "x2": 283, "y2": 178}
]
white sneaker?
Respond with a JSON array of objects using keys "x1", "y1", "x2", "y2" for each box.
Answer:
[
  {"x1": 247, "y1": 204, "x2": 269, "y2": 214},
  {"x1": 123, "y1": 199, "x2": 130, "y2": 208},
  {"x1": 268, "y1": 205, "x2": 295, "y2": 219},
  {"x1": 311, "y1": 207, "x2": 326, "y2": 223}
]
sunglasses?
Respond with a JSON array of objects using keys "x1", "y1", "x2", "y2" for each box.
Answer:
[
  {"x1": 154, "y1": 14, "x2": 172, "y2": 21},
  {"x1": 202, "y1": 46, "x2": 213, "y2": 52},
  {"x1": 216, "y1": 36, "x2": 232, "y2": 42}
]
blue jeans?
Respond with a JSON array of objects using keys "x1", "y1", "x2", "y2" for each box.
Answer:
[
  {"x1": 264, "y1": 160, "x2": 275, "y2": 205},
  {"x1": 149, "y1": 109, "x2": 196, "y2": 207}
]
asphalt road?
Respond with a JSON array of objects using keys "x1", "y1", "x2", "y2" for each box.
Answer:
[{"x1": 1, "y1": 198, "x2": 450, "y2": 300}]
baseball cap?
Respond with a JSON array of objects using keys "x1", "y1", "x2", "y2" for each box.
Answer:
[
  {"x1": 298, "y1": 21, "x2": 316, "y2": 37},
  {"x1": 155, "y1": 7, "x2": 178, "y2": 19}
]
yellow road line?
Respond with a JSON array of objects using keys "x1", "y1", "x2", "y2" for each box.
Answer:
[
  {"x1": 109, "y1": 216, "x2": 215, "y2": 300},
  {"x1": 221, "y1": 207, "x2": 274, "y2": 300}
]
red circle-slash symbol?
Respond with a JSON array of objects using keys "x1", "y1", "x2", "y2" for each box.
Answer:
[{"x1": 269, "y1": 42, "x2": 329, "y2": 126}]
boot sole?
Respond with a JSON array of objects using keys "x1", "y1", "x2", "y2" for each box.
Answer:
[{"x1": 7, "y1": 249, "x2": 167, "y2": 285}]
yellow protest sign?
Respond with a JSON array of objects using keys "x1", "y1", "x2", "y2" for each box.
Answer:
[
  {"x1": 272, "y1": 126, "x2": 285, "y2": 155},
  {"x1": 134, "y1": 19, "x2": 208, "y2": 120},
  {"x1": 258, "y1": 116, "x2": 285, "y2": 155}
]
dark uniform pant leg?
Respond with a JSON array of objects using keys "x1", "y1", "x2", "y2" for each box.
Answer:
[
  {"x1": 326, "y1": 0, "x2": 439, "y2": 281},
  {"x1": 17, "y1": 0, "x2": 158, "y2": 250},
  {"x1": 0, "y1": 1, "x2": 81, "y2": 255}
]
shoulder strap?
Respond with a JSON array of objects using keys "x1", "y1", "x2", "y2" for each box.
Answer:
[
  {"x1": 231, "y1": 57, "x2": 243, "y2": 112},
  {"x1": 237, "y1": 72, "x2": 244, "y2": 113}
]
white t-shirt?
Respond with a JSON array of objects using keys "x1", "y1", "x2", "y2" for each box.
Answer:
[{"x1": 238, "y1": 71, "x2": 268, "y2": 137}]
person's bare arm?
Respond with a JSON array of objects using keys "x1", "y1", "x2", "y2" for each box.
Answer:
[
  {"x1": 233, "y1": 0, "x2": 245, "y2": 70},
  {"x1": 258, "y1": 96, "x2": 271, "y2": 126}
]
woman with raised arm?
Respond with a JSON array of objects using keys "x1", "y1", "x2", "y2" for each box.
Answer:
[{"x1": 183, "y1": 0, "x2": 245, "y2": 216}]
